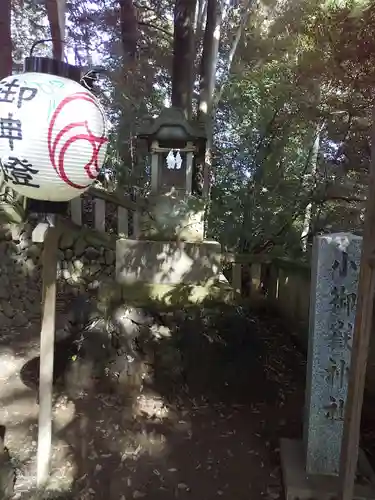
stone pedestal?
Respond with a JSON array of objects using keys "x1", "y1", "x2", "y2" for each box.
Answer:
[
  {"x1": 116, "y1": 183, "x2": 228, "y2": 305},
  {"x1": 140, "y1": 192, "x2": 206, "y2": 242},
  {"x1": 115, "y1": 238, "x2": 231, "y2": 306},
  {"x1": 280, "y1": 439, "x2": 375, "y2": 500},
  {"x1": 116, "y1": 239, "x2": 221, "y2": 285}
]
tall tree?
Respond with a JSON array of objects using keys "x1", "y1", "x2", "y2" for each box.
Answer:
[
  {"x1": 171, "y1": 0, "x2": 197, "y2": 117},
  {"x1": 194, "y1": 0, "x2": 222, "y2": 196},
  {"x1": 0, "y1": 0, "x2": 12, "y2": 79},
  {"x1": 45, "y1": 0, "x2": 66, "y2": 59},
  {"x1": 119, "y1": 0, "x2": 139, "y2": 61}
]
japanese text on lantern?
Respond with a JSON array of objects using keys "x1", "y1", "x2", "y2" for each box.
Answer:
[
  {"x1": 1, "y1": 157, "x2": 39, "y2": 188},
  {"x1": 0, "y1": 78, "x2": 38, "y2": 151},
  {"x1": 323, "y1": 250, "x2": 357, "y2": 421}
]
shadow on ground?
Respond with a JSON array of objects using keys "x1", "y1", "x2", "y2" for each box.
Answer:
[{"x1": 1, "y1": 302, "x2": 307, "y2": 500}]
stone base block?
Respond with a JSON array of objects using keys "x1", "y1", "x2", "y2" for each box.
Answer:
[
  {"x1": 121, "y1": 280, "x2": 233, "y2": 306},
  {"x1": 116, "y1": 238, "x2": 221, "y2": 285},
  {"x1": 280, "y1": 438, "x2": 375, "y2": 500},
  {"x1": 98, "y1": 275, "x2": 233, "y2": 308},
  {"x1": 140, "y1": 193, "x2": 206, "y2": 242}
]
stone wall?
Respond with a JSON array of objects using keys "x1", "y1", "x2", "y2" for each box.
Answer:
[{"x1": 0, "y1": 219, "x2": 116, "y2": 330}]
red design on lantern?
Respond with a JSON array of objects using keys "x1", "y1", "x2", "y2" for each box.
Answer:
[{"x1": 47, "y1": 92, "x2": 108, "y2": 189}]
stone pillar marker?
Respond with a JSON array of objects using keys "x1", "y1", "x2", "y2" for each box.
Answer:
[
  {"x1": 304, "y1": 232, "x2": 361, "y2": 476},
  {"x1": 280, "y1": 232, "x2": 375, "y2": 500}
]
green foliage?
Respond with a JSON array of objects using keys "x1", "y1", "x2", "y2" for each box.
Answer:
[
  {"x1": 208, "y1": 0, "x2": 373, "y2": 255},
  {"x1": 7, "y1": 0, "x2": 374, "y2": 258}
]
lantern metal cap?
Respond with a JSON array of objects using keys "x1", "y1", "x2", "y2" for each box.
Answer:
[
  {"x1": 23, "y1": 56, "x2": 82, "y2": 83},
  {"x1": 138, "y1": 107, "x2": 207, "y2": 145}
]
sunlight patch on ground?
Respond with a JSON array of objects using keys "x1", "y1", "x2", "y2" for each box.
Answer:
[
  {"x1": 47, "y1": 439, "x2": 77, "y2": 493},
  {"x1": 53, "y1": 396, "x2": 76, "y2": 432},
  {"x1": 0, "y1": 351, "x2": 26, "y2": 381},
  {"x1": 103, "y1": 407, "x2": 170, "y2": 460},
  {"x1": 134, "y1": 393, "x2": 170, "y2": 420},
  {"x1": 110, "y1": 427, "x2": 169, "y2": 462},
  {"x1": 0, "y1": 385, "x2": 35, "y2": 407},
  {"x1": 0, "y1": 394, "x2": 38, "y2": 430},
  {"x1": 13, "y1": 435, "x2": 76, "y2": 497},
  {"x1": 150, "y1": 324, "x2": 172, "y2": 340},
  {"x1": 5, "y1": 424, "x2": 37, "y2": 464}
]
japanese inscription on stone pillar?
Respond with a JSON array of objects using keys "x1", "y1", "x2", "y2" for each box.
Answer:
[{"x1": 304, "y1": 233, "x2": 361, "y2": 476}]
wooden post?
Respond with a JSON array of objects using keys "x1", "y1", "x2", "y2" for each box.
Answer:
[
  {"x1": 133, "y1": 210, "x2": 140, "y2": 238},
  {"x1": 117, "y1": 206, "x2": 129, "y2": 238},
  {"x1": 185, "y1": 142, "x2": 193, "y2": 194},
  {"x1": 94, "y1": 198, "x2": 106, "y2": 232},
  {"x1": 338, "y1": 108, "x2": 375, "y2": 499},
  {"x1": 32, "y1": 217, "x2": 60, "y2": 488},
  {"x1": 70, "y1": 197, "x2": 82, "y2": 226},
  {"x1": 151, "y1": 141, "x2": 159, "y2": 193},
  {"x1": 232, "y1": 263, "x2": 242, "y2": 296},
  {"x1": 32, "y1": 0, "x2": 66, "y2": 488}
]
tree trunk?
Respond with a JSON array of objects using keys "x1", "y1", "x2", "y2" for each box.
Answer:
[
  {"x1": 195, "y1": 0, "x2": 252, "y2": 198},
  {"x1": 0, "y1": 0, "x2": 12, "y2": 80},
  {"x1": 115, "y1": 1, "x2": 142, "y2": 193},
  {"x1": 300, "y1": 79, "x2": 322, "y2": 251},
  {"x1": 0, "y1": 0, "x2": 22, "y2": 221},
  {"x1": 119, "y1": 0, "x2": 139, "y2": 61},
  {"x1": 198, "y1": 0, "x2": 220, "y2": 117},
  {"x1": 301, "y1": 125, "x2": 321, "y2": 251},
  {"x1": 46, "y1": 0, "x2": 66, "y2": 60},
  {"x1": 214, "y1": 0, "x2": 254, "y2": 107},
  {"x1": 171, "y1": 0, "x2": 197, "y2": 118},
  {"x1": 193, "y1": 0, "x2": 221, "y2": 196},
  {"x1": 194, "y1": 0, "x2": 207, "y2": 51},
  {"x1": 192, "y1": 0, "x2": 207, "y2": 99}
]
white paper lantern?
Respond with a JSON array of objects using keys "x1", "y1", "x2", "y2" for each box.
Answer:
[{"x1": 0, "y1": 71, "x2": 108, "y2": 202}]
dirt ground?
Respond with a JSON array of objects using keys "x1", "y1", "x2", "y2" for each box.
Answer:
[{"x1": 1, "y1": 303, "x2": 374, "y2": 500}]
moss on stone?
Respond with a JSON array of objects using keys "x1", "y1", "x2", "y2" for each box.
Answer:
[{"x1": 97, "y1": 280, "x2": 234, "y2": 310}]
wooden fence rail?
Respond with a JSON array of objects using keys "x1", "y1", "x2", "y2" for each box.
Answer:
[{"x1": 70, "y1": 196, "x2": 141, "y2": 238}]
